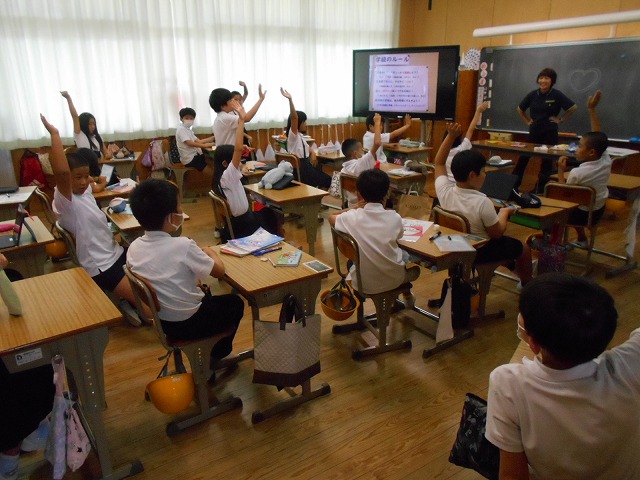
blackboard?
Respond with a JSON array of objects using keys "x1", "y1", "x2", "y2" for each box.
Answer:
[{"x1": 477, "y1": 38, "x2": 640, "y2": 142}]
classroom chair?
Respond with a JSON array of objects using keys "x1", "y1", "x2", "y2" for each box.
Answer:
[
  {"x1": 339, "y1": 173, "x2": 358, "y2": 209},
  {"x1": 330, "y1": 226, "x2": 414, "y2": 359},
  {"x1": 430, "y1": 206, "x2": 506, "y2": 321},
  {"x1": 544, "y1": 182, "x2": 597, "y2": 275},
  {"x1": 35, "y1": 189, "x2": 69, "y2": 261},
  {"x1": 275, "y1": 152, "x2": 301, "y2": 182},
  {"x1": 54, "y1": 221, "x2": 80, "y2": 266},
  {"x1": 208, "y1": 189, "x2": 235, "y2": 241},
  {"x1": 123, "y1": 265, "x2": 242, "y2": 436}
]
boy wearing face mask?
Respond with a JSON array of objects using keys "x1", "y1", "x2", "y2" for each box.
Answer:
[
  {"x1": 176, "y1": 107, "x2": 215, "y2": 176},
  {"x1": 128, "y1": 179, "x2": 244, "y2": 363}
]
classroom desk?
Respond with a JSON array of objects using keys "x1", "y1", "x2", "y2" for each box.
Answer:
[
  {"x1": 316, "y1": 151, "x2": 347, "y2": 170},
  {"x1": 244, "y1": 182, "x2": 327, "y2": 256},
  {"x1": 0, "y1": 268, "x2": 143, "y2": 479},
  {"x1": 93, "y1": 179, "x2": 137, "y2": 206},
  {"x1": 383, "y1": 143, "x2": 431, "y2": 163},
  {"x1": 211, "y1": 243, "x2": 332, "y2": 423},
  {"x1": 102, "y1": 207, "x2": 190, "y2": 245},
  {"x1": 379, "y1": 162, "x2": 427, "y2": 193},
  {"x1": 472, "y1": 140, "x2": 574, "y2": 161},
  {"x1": 399, "y1": 223, "x2": 485, "y2": 358},
  {"x1": 0, "y1": 216, "x2": 54, "y2": 278},
  {"x1": 0, "y1": 186, "x2": 36, "y2": 220},
  {"x1": 507, "y1": 197, "x2": 578, "y2": 232},
  {"x1": 99, "y1": 152, "x2": 141, "y2": 179}
]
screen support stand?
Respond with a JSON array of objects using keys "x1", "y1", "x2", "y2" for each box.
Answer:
[{"x1": 420, "y1": 120, "x2": 433, "y2": 160}]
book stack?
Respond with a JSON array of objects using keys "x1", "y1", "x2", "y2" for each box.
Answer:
[{"x1": 220, "y1": 228, "x2": 284, "y2": 256}]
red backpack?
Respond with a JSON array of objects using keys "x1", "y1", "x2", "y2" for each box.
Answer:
[{"x1": 20, "y1": 150, "x2": 46, "y2": 187}]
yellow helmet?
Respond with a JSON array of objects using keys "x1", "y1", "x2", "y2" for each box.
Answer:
[{"x1": 146, "y1": 373, "x2": 195, "y2": 414}]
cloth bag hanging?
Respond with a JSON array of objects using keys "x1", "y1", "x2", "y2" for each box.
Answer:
[
  {"x1": 397, "y1": 184, "x2": 432, "y2": 220},
  {"x1": 253, "y1": 294, "x2": 321, "y2": 387}
]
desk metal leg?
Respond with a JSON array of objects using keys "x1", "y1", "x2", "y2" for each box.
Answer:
[{"x1": 251, "y1": 379, "x2": 331, "y2": 424}]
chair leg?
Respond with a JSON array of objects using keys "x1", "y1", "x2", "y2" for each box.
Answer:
[{"x1": 472, "y1": 265, "x2": 505, "y2": 321}]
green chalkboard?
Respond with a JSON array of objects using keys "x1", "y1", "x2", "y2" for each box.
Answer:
[{"x1": 477, "y1": 38, "x2": 640, "y2": 142}]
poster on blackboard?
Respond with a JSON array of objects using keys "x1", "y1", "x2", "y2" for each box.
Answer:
[{"x1": 477, "y1": 38, "x2": 640, "y2": 142}]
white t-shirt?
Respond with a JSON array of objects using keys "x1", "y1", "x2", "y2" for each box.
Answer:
[
  {"x1": 567, "y1": 153, "x2": 612, "y2": 211},
  {"x1": 445, "y1": 137, "x2": 472, "y2": 182},
  {"x1": 486, "y1": 328, "x2": 640, "y2": 480},
  {"x1": 340, "y1": 151, "x2": 376, "y2": 206},
  {"x1": 363, "y1": 131, "x2": 391, "y2": 163},
  {"x1": 334, "y1": 203, "x2": 406, "y2": 294},
  {"x1": 127, "y1": 231, "x2": 214, "y2": 322},
  {"x1": 52, "y1": 185, "x2": 123, "y2": 277},
  {"x1": 435, "y1": 176, "x2": 498, "y2": 238},
  {"x1": 175, "y1": 123, "x2": 201, "y2": 165},
  {"x1": 74, "y1": 131, "x2": 101, "y2": 155},
  {"x1": 213, "y1": 111, "x2": 238, "y2": 146},
  {"x1": 220, "y1": 162, "x2": 249, "y2": 217},
  {"x1": 286, "y1": 130, "x2": 309, "y2": 159}
]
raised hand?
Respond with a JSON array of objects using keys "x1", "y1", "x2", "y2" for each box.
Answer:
[
  {"x1": 587, "y1": 90, "x2": 602, "y2": 109},
  {"x1": 40, "y1": 114, "x2": 59, "y2": 135},
  {"x1": 280, "y1": 87, "x2": 292, "y2": 100},
  {"x1": 258, "y1": 83, "x2": 266, "y2": 100},
  {"x1": 60, "y1": 91, "x2": 71, "y2": 99}
]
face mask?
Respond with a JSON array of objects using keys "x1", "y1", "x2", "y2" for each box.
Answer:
[
  {"x1": 182, "y1": 120, "x2": 194, "y2": 128},
  {"x1": 168, "y1": 212, "x2": 185, "y2": 230},
  {"x1": 516, "y1": 314, "x2": 528, "y2": 342}
]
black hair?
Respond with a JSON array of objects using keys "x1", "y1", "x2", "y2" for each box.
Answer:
[
  {"x1": 365, "y1": 113, "x2": 377, "y2": 130},
  {"x1": 537, "y1": 67, "x2": 557, "y2": 87},
  {"x1": 179, "y1": 107, "x2": 196, "y2": 119},
  {"x1": 71, "y1": 148, "x2": 100, "y2": 176},
  {"x1": 450, "y1": 150, "x2": 486, "y2": 182},
  {"x1": 129, "y1": 179, "x2": 179, "y2": 231},
  {"x1": 442, "y1": 130, "x2": 463, "y2": 149},
  {"x1": 520, "y1": 273, "x2": 617, "y2": 365},
  {"x1": 230, "y1": 91, "x2": 241, "y2": 98},
  {"x1": 211, "y1": 145, "x2": 235, "y2": 196},
  {"x1": 209, "y1": 88, "x2": 233, "y2": 113},
  {"x1": 342, "y1": 139, "x2": 361, "y2": 159},
  {"x1": 286, "y1": 111, "x2": 308, "y2": 136},
  {"x1": 66, "y1": 151, "x2": 90, "y2": 171},
  {"x1": 582, "y1": 131, "x2": 609, "y2": 157},
  {"x1": 78, "y1": 112, "x2": 104, "y2": 153},
  {"x1": 356, "y1": 169, "x2": 389, "y2": 203}
]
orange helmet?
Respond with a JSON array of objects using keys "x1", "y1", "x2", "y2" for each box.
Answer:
[
  {"x1": 321, "y1": 287, "x2": 359, "y2": 321},
  {"x1": 46, "y1": 239, "x2": 68, "y2": 259},
  {"x1": 146, "y1": 373, "x2": 195, "y2": 414}
]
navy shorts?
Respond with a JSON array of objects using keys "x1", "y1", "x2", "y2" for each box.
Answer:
[
  {"x1": 92, "y1": 250, "x2": 127, "y2": 292},
  {"x1": 185, "y1": 153, "x2": 207, "y2": 172}
]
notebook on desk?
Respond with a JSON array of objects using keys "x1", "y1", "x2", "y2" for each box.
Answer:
[
  {"x1": 0, "y1": 205, "x2": 29, "y2": 249},
  {"x1": 480, "y1": 171, "x2": 518, "y2": 201}
]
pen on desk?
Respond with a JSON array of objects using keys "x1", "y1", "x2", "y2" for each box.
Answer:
[
  {"x1": 448, "y1": 236, "x2": 452, "y2": 241},
  {"x1": 253, "y1": 246, "x2": 282, "y2": 256},
  {"x1": 429, "y1": 231, "x2": 441, "y2": 241},
  {"x1": 267, "y1": 257, "x2": 276, "y2": 267}
]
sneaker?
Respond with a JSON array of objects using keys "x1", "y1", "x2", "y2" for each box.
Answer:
[
  {"x1": 119, "y1": 299, "x2": 142, "y2": 327},
  {"x1": 401, "y1": 293, "x2": 416, "y2": 309},
  {"x1": 21, "y1": 418, "x2": 50, "y2": 452}
]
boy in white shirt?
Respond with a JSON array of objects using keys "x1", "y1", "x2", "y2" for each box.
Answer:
[
  {"x1": 127, "y1": 179, "x2": 244, "y2": 363},
  {"x1": 362, "y1": 113, "x2": 412, "y2": 163},
  {"x1": 210, "y1": 85, "x2": 266, "y2": 146},
  {"x1": 486, "y1": 273, "x2": 640, "y2": 480},
  {"x1": 175, "y1": 107, "x2": 215, "y2": 176}
]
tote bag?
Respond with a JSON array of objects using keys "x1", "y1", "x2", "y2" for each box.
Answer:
[{"x1": 253, "y1": 294, "x2": 321, "y2": 387}]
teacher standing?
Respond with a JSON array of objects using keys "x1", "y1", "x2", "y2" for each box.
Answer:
[{"x1": 514, "y1": 67, "x2": 577, "y2": 190}]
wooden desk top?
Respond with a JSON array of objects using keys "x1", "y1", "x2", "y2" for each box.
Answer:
[
  {"x1": 316, "y1": 151, "x2": 346, "y2": 161},
  {"x1": 0, "y1": 268, "x2": 122, "y2": 354},
  {"x1": 0, "y1": 187, "x2": 37, "y2": 207},
  {"x1": 496, "y1": 197, "x2": 577, "y2": 221},
  {"x1": 102, "y1": 207, "x2": 190, "y2": 232},
  {"x1": 212, "y1": 243, "x2": 332, "y2": 295},
  {"x1": 399, "y1": 224, "x2": 486, "y2": 261},
  {"x1": 99, "y1": 151, "x2": 142, "y2": 164},
  {"x1": 607, "y1": 173, "x2": 640, "y2": 192},
  {"x1": 93, "y1": 179, "x2": 136, "y2": 201},
  {"x1": 244, "y1": 182, "x2": 327, "y2": 204},
  {"x1": 473, "y1": 140, "x2": 574, "y2": 159},
  {"x1": 0, "y1": 217, "x2": 54, "y2": 252},
  {"x1": 383, "y1": 143, "x2": 432, "y2": 153}
]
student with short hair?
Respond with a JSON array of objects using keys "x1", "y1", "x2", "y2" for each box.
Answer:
[
  {"x1": 281, "y1": 88, "x2": 332, "y2": 189},
  {"x1": 175, "y1": 107, "x2": 215, "y2": 176},
  {"x1": 329, "y1": 169, "x2": 419, "y2": 304},
  {"x1": 556, "y1": 91, "x2": 611, "y2": 246},
  {"x1": 127, "y1": 179, "x2": 244, "y2": 362},
  {"x1": 434, "y1": 123, "x2": 532, "y2": 286},
  {"x1": 40, "y1": 114, "x2": 145, "y2": 326},
  {"x1": 486, "y1": 273, "x2": 640, "y2": 480},
  {"x1": 339, "y1": 112, "x2": 382, "y2": 206},
  {"x1": 210, "y1": 84, "x2": 266, "y2": 146},
  {"x1": 363, "y1": 112, "x2": 412, "y2": 163},
  {"x1": 211, "y1": 103, "x2": 279, "y2": 239}
]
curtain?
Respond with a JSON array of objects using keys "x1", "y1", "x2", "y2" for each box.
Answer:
[{"x1": 0, "y1": 0, "x2": 399, "y2": 148}]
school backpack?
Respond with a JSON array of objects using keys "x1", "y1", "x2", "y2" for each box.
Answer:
[
  {"x1": 141, "y1": 139, "x2": 169, "y2": 171},
  {"x1": 20, "y1": 149, "x2": 46, "y2": 187},
  {"x1": 169, "y1": 139, "x2": 181, "y2": 164}
]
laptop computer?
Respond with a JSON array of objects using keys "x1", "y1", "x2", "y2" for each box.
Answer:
[
  {"x1": 480, "y1": 171, "x2": 519, "y2": 202},
  {"x1": 0, "y1": 151, "x2": 19, "y2": 194},
  {"x1": 0, "y1": 205, "x2": 30, "y2": 249}
]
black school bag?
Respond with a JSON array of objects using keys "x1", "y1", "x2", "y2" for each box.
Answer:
[{"x1": 437, "y1": 263, "x2": 473, "y2": 329}]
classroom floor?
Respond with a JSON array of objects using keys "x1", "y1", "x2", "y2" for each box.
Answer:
[{"x1": 19, "y1": 192, "x2": 640, "y2": 480}]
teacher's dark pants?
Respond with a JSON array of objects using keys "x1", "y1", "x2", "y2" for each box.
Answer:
[{"x1": 513, "y1": 122, "x2": 559, "y2": 192}]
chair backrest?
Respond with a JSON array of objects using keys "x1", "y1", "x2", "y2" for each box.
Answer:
[
  {"x1": 122, "y1": 265, "x2": 170, "y2": 350},
  {"x1": 34, "y1": 188, "x2": 56, "y2": 226},
  {"x1": 208, "y1": 189, "x2": 235, "y2": 240},
  {"x1": 54, "y1": 221, "x2": 80, "y2": 265},
  {"x1": 339, "y1": 173, "x2": 359, "y2": 208},
  {"x1": 430, "y1": 206, "x2": 470, "y2": 233},
  {"x1": 330, "y1": 226, "x2": 364, "y2": 292},
  {"x1": 275, "y1": 152, "x2": 301, "y2": 182},
  {"x1": 544, "y1": 182, "x2": 596, "y2": 224}
]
